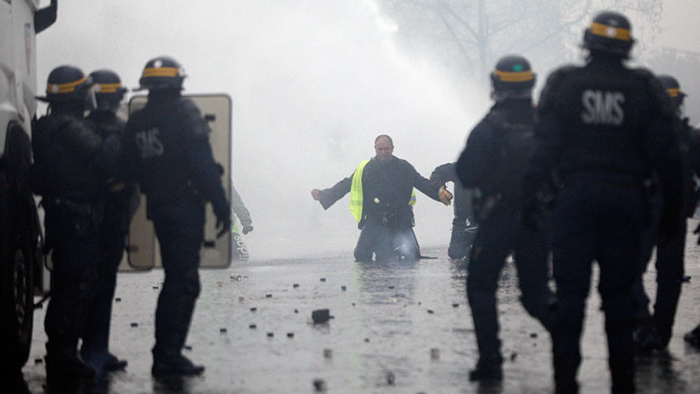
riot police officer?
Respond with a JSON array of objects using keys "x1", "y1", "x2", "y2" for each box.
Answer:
[
  {"x1": 633, "y1": 75, "x2": 700, "y2": 352},
  {"x1": 456, "y1": 55, "x2": 554, "y2": 381},
  {"x1": 522, "y1": 11, "x2": 683, "y2": 394},
  {"x1": 32, "y1": 66, "x2": 118, "y2": 388},
  {"x1": 79, "y1": 69, "x2": 131, "y2": 374},
  {"x1": 123, "y1": 56, "x2": 231, "y2": 377}
]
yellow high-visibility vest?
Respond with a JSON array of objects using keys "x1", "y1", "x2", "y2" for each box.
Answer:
[{"x1": 350, "y1": 159, "x2": 416, "y2": 223}]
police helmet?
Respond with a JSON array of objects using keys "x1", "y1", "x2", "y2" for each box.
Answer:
[
  {"x1": 583, "y1": 11, "x2": 635, "y2": 58},
  {"x1": 490, "y1": 55, "x2": 536, "y2": 101},
  {"x1": 138, "y1": 56, "x2": 185, "y2": 91},
  {"x1": 89, "y1": 69, "x2": 127, "y2": 111},
  {"x1": 40, "y1": 65, "x2": 93, "y2": 104},
  {"x1": 657, "y1": 75, "x2": 686, "y2": 107}
]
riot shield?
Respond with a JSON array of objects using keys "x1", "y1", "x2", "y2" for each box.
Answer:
[{"x1": 119, "y1": 94, "x2": 233, "y2": 271}]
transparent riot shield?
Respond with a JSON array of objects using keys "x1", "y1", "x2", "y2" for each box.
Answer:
[{"x1": 119, "y1": 94, "x2": 233, "y2": 271}]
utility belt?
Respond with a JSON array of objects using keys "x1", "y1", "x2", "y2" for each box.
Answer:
[
  {"x1": 364, "y1": 211, "x2": 413, "y2": 229},
  {"x1": 42, "y1": 198, "x2": 104, "y2": 245}
]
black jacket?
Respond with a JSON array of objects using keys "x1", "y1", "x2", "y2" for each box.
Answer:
[
  {"x1": 456, "y1": 99, "x2": 536, "y2": 205},
  {"x1": 124, "y1": 93, "x2": 229, "y2": 219},
  {"x1": 31, "y1": 113, "x2": 109, "y2": 202},
  {"x1": 319, "y1": 156, "x2": 440, "y2": 228},
  {"x1": 525, "y1": 57, "x2": 683, "y2": 222},
  {"x1": 429, "y1": 163, "x2": 472, "y2": 221}
]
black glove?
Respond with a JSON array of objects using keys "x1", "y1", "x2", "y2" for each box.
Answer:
[
  {"x1": 242, "y1": 225, "x2": 254, "y2": 235},
  {"x1": 215, "y1": 213, "x2": 231, "y2": 239}
]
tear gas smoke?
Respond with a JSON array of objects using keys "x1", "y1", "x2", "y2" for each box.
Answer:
[{"x1": 37, "y1": 0, "x2": 487, "y2": 259}]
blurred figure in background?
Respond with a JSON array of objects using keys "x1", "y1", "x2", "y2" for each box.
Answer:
[
  {"x1": 633, "y1": 75, "x2": 700, "y2": 353},
  {"x1": 429, "y1": 162, "x2": 477, "y2": 261}
]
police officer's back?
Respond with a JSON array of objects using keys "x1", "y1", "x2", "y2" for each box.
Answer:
[
  {"x1": 523, "y1": 11, "x2": 683, "y2": 394},
  {"x1": 123, "y1": 57, "x2": 230, "y2": 377}
]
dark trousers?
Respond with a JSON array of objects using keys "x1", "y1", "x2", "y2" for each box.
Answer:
[
  {"x1": 551, "y1": 185, "x2": 644, "y2": 393},
  {"x1": 633, "y1": 217, "x2": 686, "y2": 340},
  {"x1": 44, "y1": 208, "x2": 99, "y2": 361},
  {"x1": 448, "y1": 217, "x2": 477, "y2": 260},
  {"x1": 354, "y1": 217, "x2": 420, "y2": 262},
  {"x1": 150, "y1": 199, "x2": 204, "y2": 360},
  {"x1": 81, "y1": 226, "x2": 126, "y2": 359},
  {"x1": 467, "y1": 204, "x2": 552, "y2": 363}
]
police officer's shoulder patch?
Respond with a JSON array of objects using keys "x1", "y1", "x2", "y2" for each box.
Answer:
[{"x1": 177, "y1": 98, "x2": 210, "y2": 140}]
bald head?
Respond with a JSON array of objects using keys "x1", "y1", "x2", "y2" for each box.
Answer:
[{"x1": 374, "y1": 134, "x2": 394, "y2": 162}]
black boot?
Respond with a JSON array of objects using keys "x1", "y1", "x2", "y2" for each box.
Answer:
[
  {"x1": 152, "y1": 354, "x2": 205, "y2": 377},
  {"x1": 633, "y1": 323, "x2": 661, "y2": 354},
  {"x1": 684, "y1": 324, "x2": 700, "y2": 349},
  {"x1": 81, "y1": 349, "x2": 128, "y2": 375},
  {"x1": 45, "y1": 345, "x2": 96, "y2": 392},
  {"x1": 468, "y1": 354, "x2": 503, "y2": 381}
]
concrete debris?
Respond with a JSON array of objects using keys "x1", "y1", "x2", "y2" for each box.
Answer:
[
  {"x1": 430, "y1": 348, "x2": 440, "y2": 360},
  {"x1": 313, "y1": 378, "x2": 327, "y2": 391},
  {"x1": 312, "y1": 309, "x2": 331, "y2": 324},
  {"x1": 387, "y1": 371, "x2": 395, "y2": 385},
  {"x1": 323, "y1": 349, "x2": 333, "y2": 358}
]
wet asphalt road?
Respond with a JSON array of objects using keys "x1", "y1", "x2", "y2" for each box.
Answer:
[{"x1": 17, "y1": 228, "x2": 700, "y2": 394}]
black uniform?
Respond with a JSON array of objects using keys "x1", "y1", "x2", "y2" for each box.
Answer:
[
  {"x1": 80, "y1": 111, "x2": 133, "y2": 370},
  {"x1": 633, "y1": 117, "x2": 700, "y2": 349},
  {"x1": 524, "y1": 58, "x2": 683, "y2": 392},
  {"x1": 429, "y1": 163, "x2": 477, "y2": 260},
  {"x1": 31, "y1": 112, "x2": 116, "y2": 382},
  {"x1": 456, "y1": 99, "x2": 553, "y2": 373},
  {"x1": 123, "y1": 91, "x2": 229, "y2": 365},
  {"x1": 317, "y1": 156, "x2": 440, "y2": 262}
]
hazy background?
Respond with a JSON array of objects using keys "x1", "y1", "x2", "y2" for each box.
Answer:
[{"x1": 35, "y1": 0, "x2": 700, "y2": 259}]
